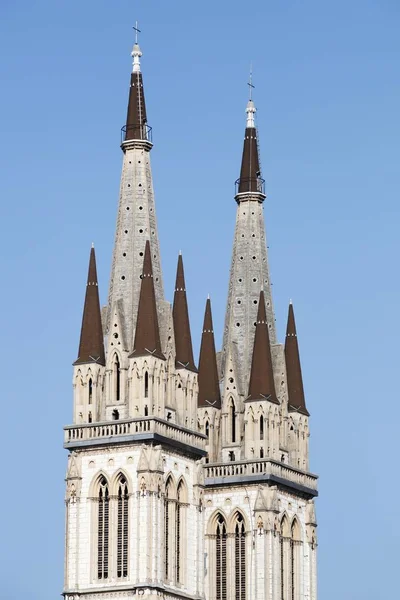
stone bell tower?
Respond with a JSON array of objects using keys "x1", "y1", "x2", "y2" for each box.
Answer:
[{"x1": 63, "y1": 28, "x2": 318, "y2": 600}]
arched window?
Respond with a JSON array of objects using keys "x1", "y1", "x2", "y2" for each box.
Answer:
[
  {"x1": 144, "y1": 371, "x2": 149, "y2": 398},
  {"x1": 117, "y1": 476, "x2": 129, "y2": 578},
  {"x1": 216, "y1": 514, "x2": 227, "y2": 600},
  {"x1": 176, "y1": 480, "x2": 186, "y2": 584},
  {"x1": 205, "y1": 421, "x2": 210, "y2": 438},
  {"x1": 290, "y1": 519, "x2": 301, "y2": 600},
  {"x1": 230, "y1": 400, "x2": 236, "y2": 443},
  {"x1": 88, "y1": 378, "x2": 93, "y2": 404},
  {"x1": 164, "y1": 477, "x2": 174, "y2": 581},
  {"x1": 97, "y1": 477, "x2": 109, "y2": 580},
  {"x1": 280, "y1": 516, "x2": 290, "y2": 600},
  {"x1": 114, "y1": 355, "x2": 121, "y2": 401},
  {"x1": 234, "y1": 513, "x2": 246, "y2": 600},
  {"x1": 259, "y1": 417, "x2": 264, "y2": 440}
]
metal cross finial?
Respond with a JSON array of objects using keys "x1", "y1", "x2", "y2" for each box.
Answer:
[
  {"x1": 133, "y1": 21, "x2": 141, "y2": 44},
  {"x1": 248, "y1": 63, "x2": 255, "y2": 100}
]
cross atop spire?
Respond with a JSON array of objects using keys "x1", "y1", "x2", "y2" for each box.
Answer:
[
  {"x1": 131, "y1": 22, "x2": 142, "y2": 73},
  {"x1": 247, "y1": 63, "x2": 255, "y2": 100}
]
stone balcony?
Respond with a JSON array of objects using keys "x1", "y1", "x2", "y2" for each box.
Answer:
[
  {"x1": 64, "y1": 417, "x2": 207, "y2": 458},
  {"x1": 204, "y1": 458, "x2": 318, "y2": 497}
]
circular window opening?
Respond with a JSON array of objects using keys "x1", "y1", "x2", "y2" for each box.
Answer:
[
  {"x1": 238, "y1": 278, "x2": 242, "y2": 282},
  {"x1": 122, "y1": 252, "x2": 126, "y2": 257},
  {"x1": 127, "y1": 184, "x2": 131, "y2": 187},
  {"x1": 138, "y1": 183, "x2": 142, "y2": 187},
  {"x1": 124, "y1": 230, "x2": 128, "y2": 234},
  {"x1": 113, "y1": 333, "x2": 119, "y2": 339},
  {"x1": 139, "y1": 206, "x2": 143, "y2": 210},
  {"x1": 121, "y1": 275, "x2": 125, "y2": 280},
  {"x1": 236, "y1": 322, "x2": 240, "y2": 327},
  {"x1": 139, "y1": 229, "x2": 143, "y2": 233},
  {"x1": 126, "y1": 206, "x2": 130, "y2": 210},
  {"x1": 139, "y1": 251, "x2": 143, "y2": 257},
  {"x1": 229, "y1": 377, "x2": 234, "y2": 384},
  {"x1": 253, "y1": 278, "x2": 257, "y2": 282},
  {"x1": 237, "y1": 300, "x2": 241, "y2": 304},
  {"x1": 252, "y1": 256, "x2": 256, "y2": 260},
  {"x1": 253, "y1": 300, "x2": 258, "y2": 304}
]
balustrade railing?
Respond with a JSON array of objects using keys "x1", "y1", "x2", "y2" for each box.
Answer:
[
  {"x1": 65, "y1": 417, "x2": 206, "y2": 451},
  {"x1": 205, "y1": 458, "x2": 318, "y2": 491}
]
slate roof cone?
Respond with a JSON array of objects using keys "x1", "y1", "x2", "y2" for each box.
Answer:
[
  {"x1": 247, "y1": 291, "x2": 278, "y2": 403},
  {"x1": 130, "y1": 241, "x2": 165, "y2": 360},
  {"x1": 172, "y1": 254, "x2": 197, "y2": 372},
  {"x1": 74, "y1": 245, "x2": 105, "y2": 366},
  {"x1": 237, "y1": 99, "x2": 263, "y2": 194},
  {"x1": 124, "y1": 39, "x2": 148, "y2": 141},
  {"x1": 198, "y1": 298, "x2": 221, "y2": 409},
  {"x1": 285, "y1": 302, "x2": 309, "y2": 416}
]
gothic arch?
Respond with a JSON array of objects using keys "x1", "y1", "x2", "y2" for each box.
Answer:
[
  {"x1": 227, "y1": 509, "x2": 249, "y2": 534},
  {"x1": 89, "y1": 471, "x2": 110, "y2": 498},
  {"x1": 291, "y1": 516, "x2": 302, "y2": 542},
  {"x1": 164, "y1": 473, "x2": 177, "y2": 498},
  {"x1": 280, "y1": 512, "x2": 291, "y2": 537},
  {"x1": 110, "y1": 469, "x2": 131, "y2": 495},
  {"x1": 207, "y1": 509, "x2": 228, "y2": 535}
]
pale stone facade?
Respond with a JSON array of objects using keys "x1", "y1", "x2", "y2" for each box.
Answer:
[{"x1": 64, "y1": 37, "x2": 318, "y2": 600}]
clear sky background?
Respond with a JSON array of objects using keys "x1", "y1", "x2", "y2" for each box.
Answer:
[{"x1": 0, "y1": 1, "x2": 399, "y2": 598}]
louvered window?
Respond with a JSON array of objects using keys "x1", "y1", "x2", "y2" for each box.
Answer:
[
  {"x1": 235, "y1": 514, "x2": 246, "y2": 600},
  {"x1": 88, "y1": 378, "x2": 93, "y2": 404},
  {"x1": 97, "y1": 477, "x2": 109, "y2": 579},
  {"x1": 114, "y1": 355, "x2": 121, "y2": 401},
  {"x1": 216, "y1": 515, "x2": 227, "y2": 600},
  {"x1": 230, "y1": 401, "x2": 236, "y2": 443},
  {"x1": 117, "y1": 476, "x2": 129, "y2": 578}
]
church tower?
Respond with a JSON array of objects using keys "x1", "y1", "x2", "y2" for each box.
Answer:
[{"x1": 64, "y1": 31, "x2": 318, "y2": 600}]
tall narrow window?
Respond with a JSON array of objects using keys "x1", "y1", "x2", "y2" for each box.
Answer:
[
  {"x1": 176, "y1": 481, "x2": 185, "y2": 583},
  {"x1": 205, "y1": 421, "x2": 210, "y2": 438},
  {"x1": 290, "y1": 520, "x2": 300, "y2": 600},
  {"x1": 234, "y1": 513, "x2": 246, "y2": 600},
  {"x1": 144, "y1": 371, "x2": 149, "y2": 398},
  {"x1": 98, "y1": 477, "x2": 109, "y2": 580},
  {"x1": 117, "y1": 476, "x2": 129, "y2": 578},
  {"x1": 114, "y1": 355, "x2": 121, "y2": 401},
  {"x1": 280, "y1": 516, "x2": 290, "y2": 600},
  {"x1": 259, "y1": 417, "x2": 264, "y2": 440},
  {"x1": 216, "y1": 514, "x2": 227, "y2": 600},
  {"x1": 165, "y1": 477, "x2": 174, "y2": 580},
  {"x1": 230, "y1": 401, "x2": 236, "y2": 443},
  {"x1": 88, "y1": 378, "x2": 93, "y2": 404}
]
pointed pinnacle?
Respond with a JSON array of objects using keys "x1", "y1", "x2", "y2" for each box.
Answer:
[
  {"x1": 198, "y1": 298, "x2": 221, "y2": 408},
  {"x1": 131, "y1": 241, "x2": 165, "y2": 360},
  {"x1": 247, "y1": 291, "x2": 278, "y2": 403},
  {"x1": 285, "y1": 302, "x2": 309, "y2": 416},
  {"x1": 74, "y1": 246, "x2": 105, "y2": 366},
  {"x1": 173, "y1": 253, "x2": 196, "y2": 371}
]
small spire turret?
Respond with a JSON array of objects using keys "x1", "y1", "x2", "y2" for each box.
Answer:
[
  {"x1": 285, "y1": 302, "x2": 309, "y2": 416},
  {"x1": 74, "y1": 246, "x2": 105, "y2": 366},
  {"x1": 198, "y1": 299, "x2": 221, "y2": 409},
  {"x1": 130, "y1": 241, "x2": 165, "y2": 360},
  {"x1": 173, "y1": 254, "x2": 197, "y2": 372},
  {"x1": 247, "y1": 291, "x2": 278, "y2": 403}
]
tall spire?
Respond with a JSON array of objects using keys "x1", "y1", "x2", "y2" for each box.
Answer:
[
  {"x1": 198, "y1": 299, "x2": 221, "y2": 409},
  {"x1": 125, "y1": 28, "x2": 148, "y2": 142},
  {"x1": 106, "y1": 32, "x2": 164, "y2": 349},
  {"x1": 173, "y1": 254, "x2": 197, "y2": 371},
  {"x1": 285, "y1": 302, "x2": 309, "y2": 416},
  {"x1": 74, "y1": 246, "x2": 105, "y2": 366},
  {"x1": 131, "y1": 241, "x2": 165, "y2": 360},
  {"x1": 222, "y1": 93, "x2": 276, "y2": 394},
  {"x1": 247, "y1": 291, "x2": 278, "y2": 403}
]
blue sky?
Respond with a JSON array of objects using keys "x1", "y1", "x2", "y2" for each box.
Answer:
[{"x1": 0, "y1": 1, "x2": 399, "y2": 598}]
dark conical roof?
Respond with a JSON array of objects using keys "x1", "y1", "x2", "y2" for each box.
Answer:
[
  {"x1": 198, "y1": 298, "x2": 221, "y2": 409},
  {"x1": 130, "y1": 241, "x2": 165, "y2": 360},
  {"x1": 247, "y1": 291, "x2": 278, "y2": 403},
  {"x1": 172, "y1": 254, "x2": 197, "y2": 372},
  {"x1": 74, "y1": 246, "x2": 105, "y2": 366},
  {"x1": 285, "y1": 303, "x2": 309, "y2": 416},
  {"x1": 125, "y1": 60, "x2": 148, "y2": 141},
  {"x1": 238, "y1": 125, "x2": 261, "y2": 193}
]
